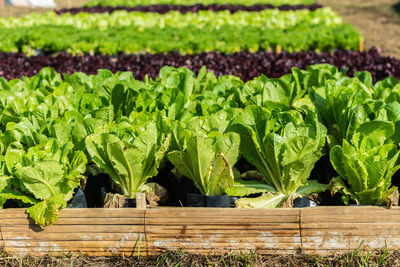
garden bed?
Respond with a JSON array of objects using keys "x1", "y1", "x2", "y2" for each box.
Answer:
[{"x1": 1, "y1": 206, "x2": 399, "y2": 257}]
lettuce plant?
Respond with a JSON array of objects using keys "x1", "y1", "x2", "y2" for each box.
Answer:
[
  {"x1": 311, "y1": 72, "x2": 373, "y2": 147},
  {"x1": 86, "y1": 0, "x2": 314, "y2": 7},
  {"x1": 330, "y1": 121, "x2": 400, "y2": 206},
  {"x1": 167, "y1": 111, "x2": 240, "y2": 196},
  {"x1": 85, "y1": 120, "x2": 170, "y2": 199},
  {"x1": 0, "y1": 139, "x2": 87, "y2": 226},
  {"x1": 230, "y1": 105, "x2": 327, "y2": 208}
]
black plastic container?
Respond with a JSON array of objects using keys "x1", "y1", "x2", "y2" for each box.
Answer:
[
  {"x1": 187, "y1": 193, "x2": 237, "y2": 207},
  {"x1": 84, "y1": 174, "x2": 113, "y2": 208},
  {"x1": 68, "y1": 188, "x2": 88, "y2": 208},
  {"x1": 294, "y1": 197, "x2": 317, "y2": 208},
  {"x1": 123, "y1": 198, "x2": 137, "y2": 208}
]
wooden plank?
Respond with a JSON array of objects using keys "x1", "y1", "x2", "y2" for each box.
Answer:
[
  {"x1": 0, "y1": 217, "x2": 144, "y2": 226},
  {"x1": 145, "y1": 236, "x2": 300, "y2": 243},
  {"x1": 146, "y1": 224, "x2": 299, "y2": 231},
  {"x1": 147, "y1": 243, "x2": 300, "y2": 251},
  {"x1": 1, "y1": 225, "x2": 145, "y2": 233},
  {"x1": 301, "y1": 238, "x2": 400, "y2": 250},
  {"x1": 300, "y1": 206, "x2": 400, "y2": 254},
  {"x1": 146, "y1": 216, "x2": 299, "y2": 224},
  {"x1": 3, "y1": 240, "x2": 144, "y2": 248},
  {"x1": 3, "y1": 247, "x2": 144, "y2": 257},
  {"x1": 2, "y1": 232, "x2": 142, "y2": 241},
  {"x1": 302, "y1": 222, "x2": 400, "y2": 230},
  {"x1": 302, "y1": 216, "x2": 400, "y2": 223},
  {"x1": 2, "y1": 206, "x2": 400, "y2": 257},
  {"x1": 300, "y1": 249, "x2": 373, "y2": 256},
  {"x1": 147, "y1": 248, "x2": 300, "y2": 255},
  {"x1": 302, "y1": 229, "x2": 400, "y2": 237},
  {"x1": 146, "y1": 230, "x2": 300, "y2": 239},
  {"x1": 146, "y1": 208, "x2": 301, "y2": 254},
  {"x1": 146, "y1": 208, "x2": 299, "y2": 217},
  {"x1": 0, "y1": 208, "x2": 145, "y2": 219},
  {"x1": 301, "y1": 207, "x2": 400, "y2": 215}
]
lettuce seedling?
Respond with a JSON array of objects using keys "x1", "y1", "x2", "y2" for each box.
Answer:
[
  {"x1": 86, "y1": 120, "x2": 170, "y2": 199},
  {"x1": 330, "y1": 120, "x2": 400, "y2": 206},
  {"x1": 168, "y1": 111, "x2": 240, "y2": 196},
  {"x1": 0, "y1": 139, "x2": 87, "y2": 226},
  {"x1": 230, "y1": 105, "x2": 327, "y2": 208}
]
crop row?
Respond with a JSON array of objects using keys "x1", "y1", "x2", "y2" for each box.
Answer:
[
  {"x1": 0, "y1": 48, "x2": 399, "y2": 82},
  {"x1": 1, "y1": 64, "x2": 400, "y2": 226},
  {"x1": 85, "y1": 0, "x2": 313, "y2": 7},
  {"x1": 0, "y1": 8, "x2": 340, "y2": 31},
  {"x1": 56, "y1": 4, "x2": 323, "y2": 15},
  {"x1": 0, "y1": 24, "x2": 360, "y2": 55}
]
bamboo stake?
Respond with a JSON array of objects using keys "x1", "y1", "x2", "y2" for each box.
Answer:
[
  {"x1": 275, "y1": 44, "x2": 282, "y2": 54},
  {"x1": 136, "y1": 193, "x2": 147, "y2": 209},
  {"x1": 359, "y1": 37, "x2": 364, "y2": 52}
]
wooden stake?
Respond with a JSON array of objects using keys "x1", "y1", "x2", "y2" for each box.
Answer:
[
  {"x1": 359, "y1": 37, "x2": 364, "y2": 52},
  {"x1": 275, "y1": 44, "x2": 282, "y2": 54},
  {"x1": 136, "y1": 193, "x2": 147, "y2": 209}
]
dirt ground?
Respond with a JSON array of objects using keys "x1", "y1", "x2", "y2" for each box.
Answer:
[
  {"x1": 320, "y1": 0, "x2": 400, "y2": 57},
  {"x1": 0, "y1": 0, "x2": 399, "y2": 57}
]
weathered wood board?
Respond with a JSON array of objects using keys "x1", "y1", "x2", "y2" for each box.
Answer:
[
  {"x1": 0, "y1": 207, "x2": 399, "y2": 256},
  {"x1": 0, "y1": 209, "x2": 146, "y2": 256},
  {"x1": 301, "y1": 206, "x2": 400, "y2": 254},
  {"x1": 146, "y1": 208, "x2": 301, "y2": 255}
]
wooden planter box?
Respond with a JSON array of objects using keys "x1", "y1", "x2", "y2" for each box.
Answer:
[{"x1": 0, "y1": 206, "x2": 398, "y2": 256}]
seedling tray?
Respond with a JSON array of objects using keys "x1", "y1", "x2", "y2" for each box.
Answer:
[{"x1": 0, "y1": 206, "x2": 398, "y2": 256}]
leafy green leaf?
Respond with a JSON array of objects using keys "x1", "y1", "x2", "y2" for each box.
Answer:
[
  {"x1": 226, "y1": 179, "x2": 276, "y2": 197},
  {"x1": 26, "y1": 194, "x2": 66, "y2": 226},
  {"x1": 235, "y1": 192, "x2": 287, "y2": 208}
]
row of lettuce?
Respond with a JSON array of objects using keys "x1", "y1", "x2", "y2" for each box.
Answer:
[
  {"x1": 1, "y1": 64, "x2": 400, "y2": 226},
  {"x1": 0, "y1": 8, "x2": 340, "y2": 30},
  {"x1": 85, "y1": 0, "x2": 314, "y2": 7},
  {"x1": 0, "y1": 8, "x2": 361, "y2": 55}
]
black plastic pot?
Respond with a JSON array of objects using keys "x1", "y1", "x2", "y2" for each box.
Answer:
[
  {"x1": 68, "y1": 188, "x2": 88, "y2": 208},
  {"x1": 187, "y1": 193, "x2": 237, "y2": 207},
  {"x1": 123, "y1": 198, "x2": 137, "y2": 208},
  {"x1": 294, "y1": 197, "x2": 317, "y2": 208}
]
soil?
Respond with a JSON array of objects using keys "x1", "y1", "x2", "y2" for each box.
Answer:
[
  {"x1": 0, "y1": 0, "x2": 400, "y2": 57},
  {"x1": 320, "y1": 0, "x2": 400, "y2": 57}
]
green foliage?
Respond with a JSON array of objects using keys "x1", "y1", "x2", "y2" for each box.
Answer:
[
  {"x1": 311, "y1": 72, "x2": 374, "y2": 147},
  {"x1": 86, "y1": 119, "x2": 170, "y2": 198},
  {"x1": 168, "y1": 111, "x2": 240, "y2": 196},
  {"x1": 0, "y1": 64, "x2": 399, "y2": 226},
  {"x1": 0, "y1": 140, "x2": 87, "y2": 226},
  {"x1": 231, "y1": 105, "x2": 328, "y2": 207},
  {"x1": 0, "y1": 9, "x2": 342, "y2": 31},
  {"x1": 85, "y1": 0, "x2": 314, "y2": 7},
  {"x1": 0, "y1": 24, "x2": 361, "y2": 55},
  {"x1": 329, "y1": 103, "x2": 400, "y2": 205}
]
